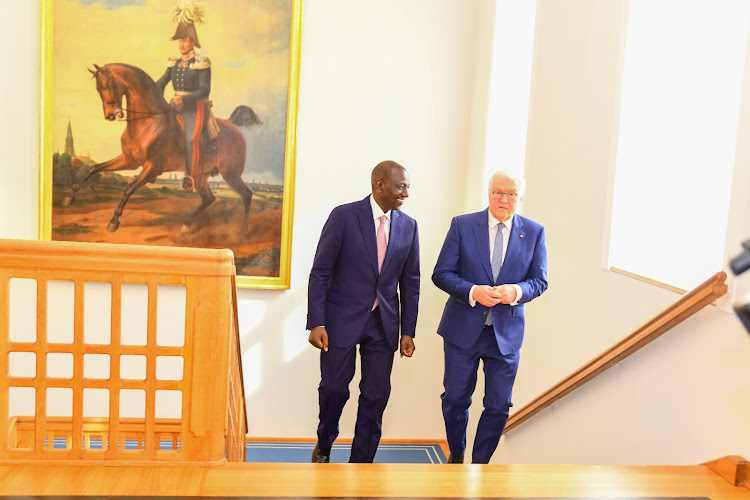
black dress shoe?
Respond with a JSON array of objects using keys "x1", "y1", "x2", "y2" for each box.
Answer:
[
  {"x1": 447, "y1": 453, "x2": 464, "y2": 464},
  {"x1": 311, "y1": 443, "x2": 330, "y2": 463}
]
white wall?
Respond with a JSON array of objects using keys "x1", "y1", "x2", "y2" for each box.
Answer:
[
  {"x1": 2, "y1": 0, "x2": 749, "y2": 466},
  {"x1": 0, "y1": 1, "x2": 39, "y2": 238},
  {"x1": 504, "y1": 0, "x2": 750, "y2": 465}
]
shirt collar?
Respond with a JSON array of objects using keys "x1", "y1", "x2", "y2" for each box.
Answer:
[
  {"x1": 370, "y1": 194, "x2": 391, "y2": 221},
  {"x1": 488, "y1": 211, "x2": 513, "y2": 232}
]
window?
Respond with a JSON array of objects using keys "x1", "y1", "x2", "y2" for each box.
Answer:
[{"x1": 609, "y1": 0, "x2": 750, "y2": 290}]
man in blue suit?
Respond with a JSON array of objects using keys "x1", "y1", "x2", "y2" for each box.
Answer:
[
  {"x1": 433, "y1": 170, "x2": 547, "y2": 464},
  {"x1": 307, "y1": 160, "x2": 420, "y2": 463}
]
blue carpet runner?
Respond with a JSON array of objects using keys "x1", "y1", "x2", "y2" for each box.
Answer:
[
  {"x1": 246, "y1": 441, "x2": 447, "y2": 464},
  {"x1": 47, "y1": 439, "x2": 447, "y2": 463}
]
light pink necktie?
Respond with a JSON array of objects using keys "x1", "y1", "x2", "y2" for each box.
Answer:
[{"x1": 373, "y1": 215, "x2": 387, "y2": 309}]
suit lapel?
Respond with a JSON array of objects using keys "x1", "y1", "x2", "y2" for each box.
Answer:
[
  {"x1": 498, "y1": 214, "x2": 524, "y2": 282},
  {"x1": 357, "y1": 197, "x2": 379, "y2": 276},
  {"x1": 474, "y1": 210, "x2": 494, "y2": 282}
]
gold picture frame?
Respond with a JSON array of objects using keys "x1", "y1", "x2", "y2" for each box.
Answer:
[{"x1": 38, "y1": 0, "x2": 302, "y2": 289}]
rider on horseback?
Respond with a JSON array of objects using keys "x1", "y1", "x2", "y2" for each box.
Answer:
[{"x1": 156, "y1": 2, "x2": 210, "y2": 192}]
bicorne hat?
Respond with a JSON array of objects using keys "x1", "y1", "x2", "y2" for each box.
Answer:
[
  {"x1": 170, "y1": 22, "x2": 201, "y2": 48},
  {"x1": 170, "y1": 1, "x2": 204, "y2": 48}
]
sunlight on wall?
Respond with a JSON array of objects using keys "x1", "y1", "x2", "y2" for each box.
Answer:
[
  {"x1": 242, "y1": 343, "x2": 263, "y2": 397},
  {"x1": 283, "y1": 303, "x2": 309, "y2": 363},
  {"x1": 237, "y1": 299, "x2": 269, "y2": 334},
  {"x1": 482, "y1": 0, "x2": 536, "y2": 197}
]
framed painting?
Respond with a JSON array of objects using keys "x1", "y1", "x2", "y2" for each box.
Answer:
[{"x1": 38, "y1": 0, "x2": 302, "y2": 289}]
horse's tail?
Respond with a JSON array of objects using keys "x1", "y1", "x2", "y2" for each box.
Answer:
[{"x1": 229, "y1": 105, "x2": 263, "y2": 127}]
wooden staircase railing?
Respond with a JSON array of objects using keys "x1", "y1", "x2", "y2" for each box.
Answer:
[
  {"x1": 703, "y1": 455, "x2": 750, "y2": 490},
  {"x1": 505, "y1": 271, "x2": 728, "y2": 433},
  {"x1": 0, "y1": 238, "x2": 247, "y2": 463}
]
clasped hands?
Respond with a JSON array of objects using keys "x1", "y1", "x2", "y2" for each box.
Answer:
[
  {"x1": 472, "y1": 284, "x2": 517, "y2": 307},
  {"x1": 309, "y1": 326, "x2": 415, "y2": 358}
]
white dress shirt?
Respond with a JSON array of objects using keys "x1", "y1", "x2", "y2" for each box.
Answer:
[{"x1": 469, "y1": 212, "x2": 523, "y2": 307}]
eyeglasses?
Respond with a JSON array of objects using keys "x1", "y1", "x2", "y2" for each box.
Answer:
[{"x1": 489, "y1": 190, "x2": 519, "y2": 201}]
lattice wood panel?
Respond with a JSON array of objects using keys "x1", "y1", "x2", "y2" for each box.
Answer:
[{"x1": 0, "y1": 239, "x2": 246, "y2": 463}]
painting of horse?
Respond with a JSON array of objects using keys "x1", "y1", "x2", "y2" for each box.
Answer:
[{"x1": 63, "y1": 63, "x2": 259, "y2": 235}]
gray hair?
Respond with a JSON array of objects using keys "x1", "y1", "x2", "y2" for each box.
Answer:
[{"x1": 488, "y1": 170, "x2": 525, "y2": 196}]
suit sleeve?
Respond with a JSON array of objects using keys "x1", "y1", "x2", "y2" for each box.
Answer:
[
  {"x1": 516, "y1": 226, "x2": 548, "y2": 304},
  {"x1": 398, "y1": 221, "x2": 420, "y2": 337},
  {"x1": 306, "y1": 209, "x2": 344, "y2": 330},
  {"x1": 432, "y1": 217, "x2": 476, "y2": 304}
]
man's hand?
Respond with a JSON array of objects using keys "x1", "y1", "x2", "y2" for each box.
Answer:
[
  {"x1": 308, "y1": 326, "x2": 328, "y2": 351},
  {"x1": 496, "y1": 284, "x2": 518, "y2": 304},
  {"x1": 400, "y1": 335, "x2": 415, "y2": 358},
  {"x1": 472, "y1": 285, "x2": 503, "y2": 307}
]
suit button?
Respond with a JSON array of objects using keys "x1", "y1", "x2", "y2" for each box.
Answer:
[{"x1": 483, "y1": 311, "x2": 488, "y2": 315}]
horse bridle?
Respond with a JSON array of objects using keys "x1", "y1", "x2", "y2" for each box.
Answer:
[{"x1": 96, "y1": 66, "x2": 161, "y2": 122}]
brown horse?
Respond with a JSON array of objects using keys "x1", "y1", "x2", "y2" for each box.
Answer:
[{"x1": 64, "y1": 63, "x2": 259, "y2": 234}]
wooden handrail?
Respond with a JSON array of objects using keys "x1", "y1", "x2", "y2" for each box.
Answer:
[
  {"x1": 505, "y1": 271, "x2": 728, "y2": 433},
  {"x1": 703, "y1": 455, "x2": 749, "y2": 489}
]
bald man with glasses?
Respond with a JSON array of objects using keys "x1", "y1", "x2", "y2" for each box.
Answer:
[{"x1": 432, "y1": 170, "x2": 548, "y2": 464}]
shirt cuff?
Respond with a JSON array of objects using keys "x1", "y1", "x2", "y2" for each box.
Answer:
[
  {"x1": 469, "y1": 285, "x2": 477, "y2": 307},
  {"x1": 510, "y1": 284, "x2": 523, "y2": 306}
]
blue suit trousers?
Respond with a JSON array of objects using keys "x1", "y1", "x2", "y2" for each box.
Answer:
[
  {"x1": 441, "y1": 325, "x2": 520, "y2": 464},
  {"x1": 317, "y1": 310, "x2": 395, "y2": 463}
]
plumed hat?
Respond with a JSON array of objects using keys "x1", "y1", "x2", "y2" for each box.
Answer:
[{"x1": 170, "y1": 0, "x2": 205, "y2": 48}]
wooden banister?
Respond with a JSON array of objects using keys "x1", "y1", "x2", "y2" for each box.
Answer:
[
  {"x1": 0, "y1": 238, "x2": 247, "y2": 463},
  {"x1": 505, "y1": 271, "x2": 728, "y2": 433},
  {"x1": 703, "y1": 455, "x2": 749, "y2": 489}
]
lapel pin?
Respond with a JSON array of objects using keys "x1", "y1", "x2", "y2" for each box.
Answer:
[{"x1": 520, "y1": 234, "x2": 524, "y2": 238}]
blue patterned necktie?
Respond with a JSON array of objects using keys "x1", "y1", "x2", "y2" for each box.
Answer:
[
  {"x1": 491, "y1": 222, "x2": 505, "y2": 283},
  {"x1": 486, "y1": 222, "x2": 505, "y2": 326}
]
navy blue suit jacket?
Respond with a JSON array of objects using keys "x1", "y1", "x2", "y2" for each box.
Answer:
[
  {"x1": 307, "y1": 196, "x2": 420, "y2": 351},
  {"x1": 432, "y1": 210, "x2": 547, "y2": 354}
]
